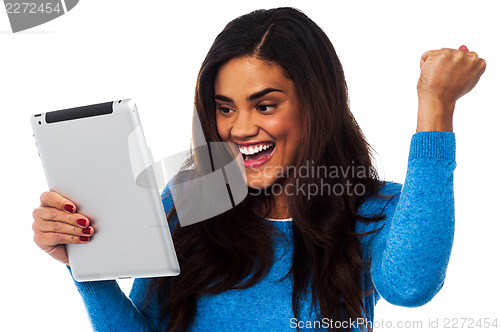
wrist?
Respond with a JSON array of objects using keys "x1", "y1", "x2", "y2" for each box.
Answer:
[{"x1": 416, "y1": 97, "x2": 455, "y2": 132}]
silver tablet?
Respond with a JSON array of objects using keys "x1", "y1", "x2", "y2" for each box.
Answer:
[{"x1": 31, "y1": 99, "x2": 180, "y2": 281}]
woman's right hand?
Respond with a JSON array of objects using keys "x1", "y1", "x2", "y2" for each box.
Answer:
[{"x1": 32, "y1": 191, "x2": 94, "y2": 266}]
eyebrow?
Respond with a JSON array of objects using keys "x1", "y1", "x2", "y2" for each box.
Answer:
[{"x1": 214, "y1": 88, "x2": 285, "y2": 103}]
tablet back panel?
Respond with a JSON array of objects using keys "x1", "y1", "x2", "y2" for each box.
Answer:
[{"x1": 31, "y1": 99, "x2": 179, "y2": 281}]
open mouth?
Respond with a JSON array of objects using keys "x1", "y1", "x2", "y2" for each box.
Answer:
[{"x1": 239, "y1": 142, "x2": 276, "y2": 167}]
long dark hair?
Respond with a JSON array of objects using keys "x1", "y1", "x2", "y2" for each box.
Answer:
[{"x1": 149, "y1": 7, "x2": 387, "y2": 331}]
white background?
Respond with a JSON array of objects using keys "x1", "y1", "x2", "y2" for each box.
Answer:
[{"x1": 1, "y1": 1, "x2": 498, "y2": 331}]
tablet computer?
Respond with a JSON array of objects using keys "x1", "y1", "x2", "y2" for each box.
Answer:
[{"x1": 31, "y1": 99, "x2": 180, "y2": 282}]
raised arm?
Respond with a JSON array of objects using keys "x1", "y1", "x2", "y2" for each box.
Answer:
[
  {"x1": 368, "y1": 46, "x2": 485, "y2": 306},
  {"x1": 369, "y1": 131, "x2": 456, "y2": 306}
]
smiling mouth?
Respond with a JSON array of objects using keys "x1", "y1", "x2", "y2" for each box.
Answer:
[{"x1": 238, "y1": 142, "x2": 276, "y2": 167}]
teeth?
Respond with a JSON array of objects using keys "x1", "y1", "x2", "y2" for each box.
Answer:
[{"x1": 239, "y1": 143, "x2": 274, "y2": 156}]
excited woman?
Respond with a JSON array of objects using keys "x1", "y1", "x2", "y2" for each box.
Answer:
[{"x1": 32, "y1": 7, "x2": 485, "y2": 332}]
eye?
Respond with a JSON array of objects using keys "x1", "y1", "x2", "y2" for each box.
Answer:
[
  {"x1": 256, "y1": 104, "x2": 277, "y2": 112},
  {"x1": 217, "y1": 106, "x2": 234, "y2": 115}
]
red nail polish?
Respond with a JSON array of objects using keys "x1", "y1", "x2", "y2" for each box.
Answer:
[
  {"x1": 82, "y1": 228, "x2": 91, "y2": 235},
  {"x1": 80, "y1": 236, "x2": 89, "y2": 242},
  {"x1": 64, "y1": 204, "x2": 74, "y2": 213},
  {"x1": 459, "y1": 45, "x2": 469, "y2": 52},
  {"x1": 77, "y1": 219, "x2": 87, "y2": 227}
]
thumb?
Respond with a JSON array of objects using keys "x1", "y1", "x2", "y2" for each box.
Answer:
[
  {"x1": 459, "y1": 45, "x2": 469, "y2": 52},
  {"x1": 420, "y1": 50, "x2": 430, "y2": 70}
]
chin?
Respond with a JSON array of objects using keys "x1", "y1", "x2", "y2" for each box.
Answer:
[
  {"x1": 246, "y1": 171, "x2": 294, "y2": 192},
  {"x1": 246, "y1": 176, "x2": 278, "y2": 190},
  {"x1": 247, "y1": 180, "x2": 273, "y2": 190}
]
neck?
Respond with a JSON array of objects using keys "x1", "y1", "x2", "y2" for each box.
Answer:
[{"x1": 254, "y1": 186, "x2": 291, "y2": 219}]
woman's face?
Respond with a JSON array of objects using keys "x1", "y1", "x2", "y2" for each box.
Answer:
[{"x1": 215, "y1": 56, "x2": 303, "y2": 189}]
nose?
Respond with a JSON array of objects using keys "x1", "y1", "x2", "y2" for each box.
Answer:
[{"x1": 230, "y1": 110, "x2": 259, "y2": 140}]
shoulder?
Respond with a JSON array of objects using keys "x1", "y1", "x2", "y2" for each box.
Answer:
[
  {"x1": 354, "y1": 181, "x2": 402, "y2": 261},
  {"x1": 160, "y1": 169, "x2": 196, "y2": 216},
  {"x1": 354, "y1": 181, "x2": 401, "y2": 235},
  {"x1": 376, "y1": 180, "x2": 402, "y2": 198},
  {"x1": 160, "y1": 182, "x2": 179, "y2": 230},
  {"x1": 358, "y1": 180, "x2": 402, "y2": 216},
  {"x1": 161, "y1": 184, "x2": 174, "y2": 213}
]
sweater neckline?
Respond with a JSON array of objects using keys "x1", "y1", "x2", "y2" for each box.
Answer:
[
  {"x1": 252, "y1": 210, "x2": 293, "y2": 222},
  {"x1": 258, "y1": 214, "x2": 293, "y2": 222},
  {"x1": 264, "y1": 217, "x2": 293, "y2": 222}
]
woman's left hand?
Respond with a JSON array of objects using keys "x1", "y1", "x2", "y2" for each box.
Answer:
[{"x1": 416, "y1": 46, "x2": 486, "y2": 132}]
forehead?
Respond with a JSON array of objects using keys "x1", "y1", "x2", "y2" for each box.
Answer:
[{"x1": 214, "y1": 57, "x2": 295, "y2": 96}]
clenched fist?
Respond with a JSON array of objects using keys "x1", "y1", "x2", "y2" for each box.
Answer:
[{"x1": 416, "y1": 46, "x2": 486, "y2": 132}]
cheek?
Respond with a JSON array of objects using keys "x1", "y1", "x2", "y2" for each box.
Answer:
[
  {"x1": 270, "y1": 119, "x2": 302, "y2": 144},
  {"x1": 262, "y1": 117, "x2": 289, "y2": 138},
  {"x1": 216, "y1": 116, "x2": 229, "y2": 140},
  {"x1": 278, "y1": 119, "x2": 302, "y2": 160}
]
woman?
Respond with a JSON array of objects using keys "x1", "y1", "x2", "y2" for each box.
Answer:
[{"x1": 32, "y1": 7, "x2": 485, "y2": 332}]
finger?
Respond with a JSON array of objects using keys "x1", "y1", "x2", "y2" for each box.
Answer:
[
  {"x1": 35, "y1": 219, "x2": 94, "y2": 238},
  {"x1": 40, "y1": 191, "x2": 76, "y2": 213},
  {"x1": 467, "y1": 51, "x2": 478, "y2": 60},
  {"x1": 479, "y1": 58, "x2": 487, "y2": 75},
  {"x1": 420, "y1": 51, "x2": 429, "y2": 70},
  {"x1": 473, "y1": 58, "x2": 487, "y2": 80},
  {"x1": 33, "y1": 206, "x2": 89, "y2": 228},
  {"x1": 420, "y1": 49, "x2": 441, "y2": 69},
  {"x1": 34, "y1": 232, "x2": 91, "y2": 247},
  {"x1": 459, "y1": 45, "x2": 481, "y2": 61},
  {"x1": 459, "y1": 45, "x2": 469, "y2": 52}
]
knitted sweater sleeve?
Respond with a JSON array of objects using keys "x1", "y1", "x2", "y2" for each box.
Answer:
[
  {"x1": 69, "y1": 269, "x2": 161, "y2": 331},
  {"x1": 68, "y1": 186, "x2": 176, "y2": 331},
  {"x1": 367, "y1": 131, "x2": 456, "y2": 307}
]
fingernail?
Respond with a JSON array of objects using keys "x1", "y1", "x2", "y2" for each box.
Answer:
[
  {"x1": 82, "y1": 228, "x2": 91, "y2": 235},
  {"x1": 77, "y1": 219, "x2": 87, "y2": 227},
  {"x1": 64, "y1": 204, "x2": 74, "y2": 213},
  {"x1": 80, "y1": 236, "x2": 89, "y2": 242}
]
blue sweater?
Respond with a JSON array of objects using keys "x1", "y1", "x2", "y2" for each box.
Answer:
[{"x1": 70, "y1": 131, "x2": 456, "y2": 331}]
